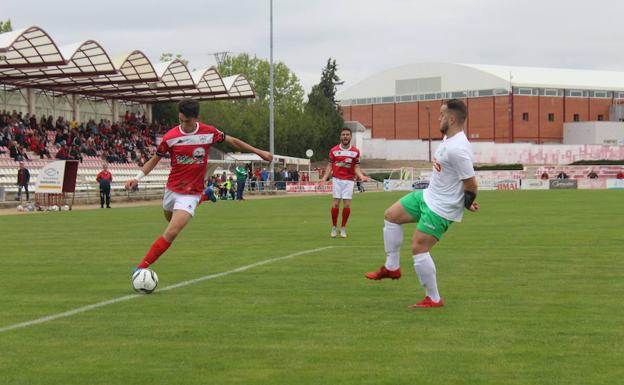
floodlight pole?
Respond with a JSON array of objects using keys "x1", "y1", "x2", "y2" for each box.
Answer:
[{"x1": 269, "y1": 0, "x2": 275, "y2": 183}]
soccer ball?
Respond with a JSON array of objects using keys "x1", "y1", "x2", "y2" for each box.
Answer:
[
  {"x1": 16, "y1": 205, "x2": 23, "y2": 212},
  {"x1": 131, "y1": 268, "x2": 159, "y2": 294},
  {"x1": 61, "y1": 205, "x2": 70, "y2": 211}
]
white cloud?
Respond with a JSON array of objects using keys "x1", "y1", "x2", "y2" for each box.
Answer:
[{"x1": 4, "y1": 0, "x2": 624, "y2": 94}]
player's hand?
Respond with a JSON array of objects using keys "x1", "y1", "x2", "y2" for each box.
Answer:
[
  {"x1": 258, "y1": 150, "x2": 273, "y2": 162},
  {"x1": 125, "y1": 179, "x2": 138, "y2": 191},
  {"x1": 468, "y1": 202, "x2": 480, "y2": 212},
  {"x1": 360, "y1": 175, "x2": 370, "y2": 182}
]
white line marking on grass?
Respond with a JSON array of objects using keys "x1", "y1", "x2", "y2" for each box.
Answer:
[{"x1": 0, "y1": 246, "x2": 334, "y2": 334}]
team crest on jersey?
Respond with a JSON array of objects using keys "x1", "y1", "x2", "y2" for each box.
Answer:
[
  {"x1": 175, "y1": 148, "x2": 206, "y2": 165},
  {"x1": 193, "y1": 148, "x2": 206, "y2": 161}
]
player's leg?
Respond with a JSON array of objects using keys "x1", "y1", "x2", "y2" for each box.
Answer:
[
  {"x1": 338, "y1": 180, "x2": 354, "y2": 238},
  {"x1": 340, "y1": 199, "x2": 350, "y2": 238},
  {"x1": 365, "y1": 197, "x2": 416, "y2": 280},
  {"x1": 105, "y1": 187, "x2": 111, "y2": 208},
  {"x1": 410, "y1": 230, "x2": 441, "y2": 306},
  {"x1": 330, "y1": 179, "x2": 341, "y2": 237},
  {"x1": 99, "y1": 188, "x2": 104, "y2": 208},
  {"x1": 409, "y1": 201, "x2": 451, "y2": 308},
  {"x1": 135, "y1": 190, "x2": 196, "y2": 270},
  {"x1": 137, "y1": 209, "x2": 192, "y2": 269}
]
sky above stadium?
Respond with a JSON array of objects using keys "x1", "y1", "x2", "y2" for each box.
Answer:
[{"x1": 3, "y1": 0, "x2": 624, "y2": 95}]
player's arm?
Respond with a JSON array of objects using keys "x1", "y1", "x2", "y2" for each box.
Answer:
[
  {"x1": 125, "y1": 154, "x2": 161, "y2": 190},
  {"x1": 462, "y1": 176, "x2": 479, "y2": 212},
  {"x1": 223, "y1": 135, "x2": 273, "y2": 162},
  {"x1": 354, "y1": 164, "x2": 369, "y2": 182},
  {"x1": 321, "y1": 162, "x2": 332, "y2": 182}
]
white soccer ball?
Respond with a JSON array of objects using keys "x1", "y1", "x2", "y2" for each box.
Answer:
[
  {"x1": 131, "y1": 268, "x2": 159, "y2": 294},
  {"x1": 61, "y1": 205, "x2": 70, "y2": 211},
  {"x1": 50, "y1": 205, "x2": 59, "y2": 211},
  {"x1": 16, "y1": 205, "x2": 23, "y2": 212}
]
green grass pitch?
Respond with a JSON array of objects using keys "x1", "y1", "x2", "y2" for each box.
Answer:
[{"x1": 0, "y1": 190, "x2": 623, "y2": 385}]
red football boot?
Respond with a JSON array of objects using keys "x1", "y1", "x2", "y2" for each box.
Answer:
[
  {"x1": 365, "y1": 266, "x2": 401, "y2": 280},
  {"x1": 409, "y1": 296, "x2": 444, "y2": 308}
]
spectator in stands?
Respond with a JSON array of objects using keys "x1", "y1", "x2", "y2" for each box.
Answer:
[
  {"x1": 587, "y1": 170, "x2": 598, "y2": 179},
  {"x1": 96, "y1": 164, "x2": 113, "y2": 208},
  {"x1": 56, "y1": 145, "x2": 69, "y2": 160},
  {"x1": 540, "y1": 172, "x2": 549, "y2": 180},
  {"x1": 235, "y1": 164, "x2": 247, "y2": 200},
  {"x1": 220, "y1": 177, "x2": 229, "y2": 200},
  {"x1": 228, "y1": 176, "x2": 236, "y2": 200},
  {"x1": 69, "y1": 145, "x2": 83, "y2": 163},
  {"x1": 9, "y1": 141, "x2": 19, "y2": 160},
  {"x1": 616, "y1": 170, "x2": 624, "y2": 179},
  {"x1": 36, "y1": 141, "x2": 51, "y2": 159},
  {"x1": 557, "y1": 171, "x2": 569, "y2": 179},
  {"x1": 16, "y1": 144, "x2": 29, "y2": 162},
  {"x1": 16, "y1": 162, "x2": 30, "y2": 202},
  {"x1": 261, "y1": 168, "x2": 269, "y2": 183}
]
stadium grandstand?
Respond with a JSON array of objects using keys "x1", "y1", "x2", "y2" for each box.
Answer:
[{"x1": 0, "y1": 25, "x2": 318, "y2": 206}]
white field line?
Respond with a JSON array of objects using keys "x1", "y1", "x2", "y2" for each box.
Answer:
[{"x1": 0, "y1": 246, "x2": 334, "y2": 334}]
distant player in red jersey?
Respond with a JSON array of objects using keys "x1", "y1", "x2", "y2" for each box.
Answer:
[
  {"x1": 125, "y1": 99, "x2": 272, "y2": 271},
  {"x1": 321, "y1": 127, "x2": 368, "y2": 238}
]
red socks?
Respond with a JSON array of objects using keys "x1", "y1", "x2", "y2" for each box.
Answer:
[
  {"x1": 138, "y1": 236, "x2": 171, "y2": 268},
  {"x1": 341, "y1": 208, "x2": 351, "y2": 227},
  {"x1": 331, "y1": 207, "x2": 351, "y2": 227},
  {"x1": 331, "y1": 207, "x2": 339, "y2": 226}
]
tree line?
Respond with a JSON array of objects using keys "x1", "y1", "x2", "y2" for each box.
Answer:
[{"x1": 153, "y1": 54, "x2": 344, "y2": 161}]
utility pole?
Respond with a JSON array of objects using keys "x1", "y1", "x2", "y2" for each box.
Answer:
[{"x1": 269, "y1": 0, "x2": 275, "y2": 182}]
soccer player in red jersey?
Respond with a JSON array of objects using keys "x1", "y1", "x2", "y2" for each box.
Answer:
[
  {"x1": 125, "y1": 99, "x2": 272, "y2": 271},
  {"x1": 321, "y1": 127, "x2": 368, "y2": 238}
]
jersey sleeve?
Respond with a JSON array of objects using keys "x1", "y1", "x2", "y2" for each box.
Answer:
[
  {"x1": 329, "y1": 149, "x2": 335, "y2": 163},
  {"x1": 354, "y1": 149, "x2": 361, "y2": 164},
  {"x1": 452, "y1": 148, "x2": 475, "y2": 180},
  {"x1": 213, "y1": 128, "x2": 226, "y2": 144},
  {"x1": 156, "y1": 138, "x2": 169, "y2": 157}
]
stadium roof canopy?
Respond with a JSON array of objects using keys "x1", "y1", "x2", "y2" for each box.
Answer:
[
  {"x1": 337, "y1": 62, "x2": 624, "y2": 101},
  {"x1": 0, "y1": 26, "x2": 255, "y2": 103}
]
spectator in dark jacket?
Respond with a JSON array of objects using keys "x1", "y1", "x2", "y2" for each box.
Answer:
[
  {"x1": 96, "y1": 164, "x2": 113, "y2": 208},
  {"x1": 16, "y1": 162, "x2": 30, "y2": 202}
]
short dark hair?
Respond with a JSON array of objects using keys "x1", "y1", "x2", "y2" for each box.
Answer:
[
  {"x1": 178, "y1": 98, "x2": 199, "y2": 118},
  {"x1": 444, "y1": 99, "x2": 467, "y2": 125},
  {"x1": 341, "y1": 127, "x2": 352, "y2": 134}
]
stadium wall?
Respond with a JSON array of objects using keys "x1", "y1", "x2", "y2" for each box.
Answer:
[{"x1": 360, "y1": 138, "x2": 624, "y2": 164}]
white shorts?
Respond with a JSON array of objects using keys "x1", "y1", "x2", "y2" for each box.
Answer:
[
  {"x1": 332, "y1": 178, "x2": 355, "y2": 200},
  {"x1": 162, "y1": 188, "x2": 201, "y2": 217}
]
